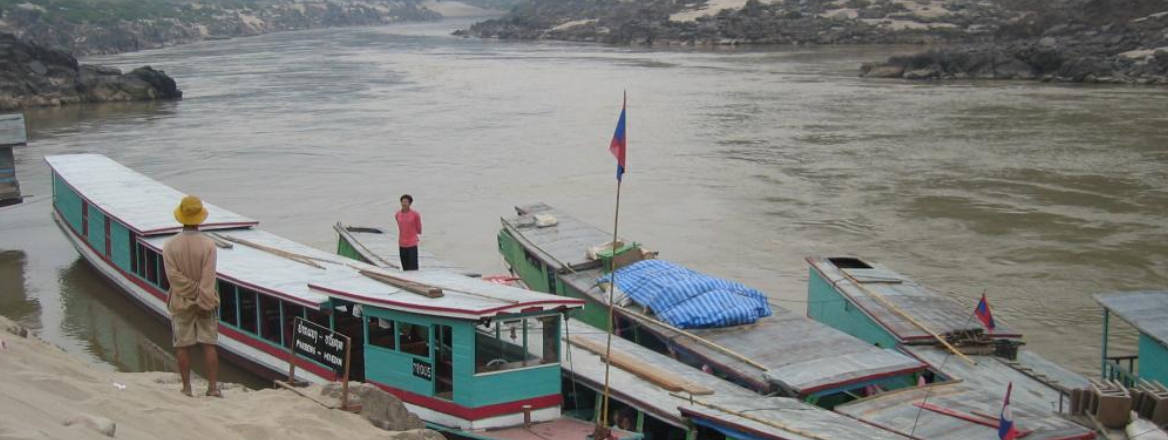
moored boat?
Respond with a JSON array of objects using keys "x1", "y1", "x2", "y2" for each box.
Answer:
[
  {"x1": 495, "y1": 202, "x2": 927, "y2": 407},
  {"x1": 806, "y1": 256, "x2": 1098, "y2": 439},
  {"x1": 0, "y1": 113, "x2": 26, "y2": 207},
  {"x1": 47, "y1": 154, "x2": 637, "y2": 438}
]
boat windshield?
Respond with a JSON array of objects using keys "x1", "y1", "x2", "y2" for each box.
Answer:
[{"x1": 474, "y1": 315, "x2": 560, "y2": 374}]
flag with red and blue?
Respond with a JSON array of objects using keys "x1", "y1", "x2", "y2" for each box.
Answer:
[
  {"x1": 609, "y1": 94, "x2": 627, "y2": 181},
  {"x1": 975, "y1": 293, "x2": 996, "y2": 330},
  {"x1": 999, "y1": 382, "x2": 1019, "y2": 440}
]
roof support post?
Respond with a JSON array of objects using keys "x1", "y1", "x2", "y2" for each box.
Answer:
[{"x1": 1101, "y1": 309, "x2": 1109, "y2": 380}]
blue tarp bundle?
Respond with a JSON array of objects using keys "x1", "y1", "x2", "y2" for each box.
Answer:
[{"x1": 598, "y1": 259, "x2": 772, "y2": 329}]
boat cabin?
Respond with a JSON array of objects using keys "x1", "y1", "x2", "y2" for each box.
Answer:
[
  {"x1": 1095, "y1": 291, "x2": 1168, "y2": 387},
  {"x1": 46, "y1": 154, "x2": 590, "y2": 432}
]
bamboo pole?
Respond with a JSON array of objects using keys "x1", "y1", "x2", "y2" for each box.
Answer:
[
  {"x1": 837, "y1": 270, "x2": 976, "y2": 366},
  {"x1": 209, "y1": 232, "x2": 326, "y2": 269}
]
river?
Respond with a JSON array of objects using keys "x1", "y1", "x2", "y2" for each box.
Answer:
[{"x1": 2, "y1": 19, "x2": 1166, "y2": 382}]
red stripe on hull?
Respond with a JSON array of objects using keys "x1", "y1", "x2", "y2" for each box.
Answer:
[{"x1": 367, "y1": 380, "x2": 560, "y2": 421}]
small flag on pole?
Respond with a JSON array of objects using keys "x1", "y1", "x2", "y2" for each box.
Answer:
[
  {"x1": 998, "y1": 382, "x2": 1019, "y2": 440},
  {"x1": 609, "y1": 93, "x2": 627, "y2": 181},
  {"x1": 975, "y1": 293, "x2": 996, "y2": 330}
]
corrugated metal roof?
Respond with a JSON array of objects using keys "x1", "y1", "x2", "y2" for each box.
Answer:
[
  {"x1": 44, "y1": 154, "x2": 258, "y2": 235},
  {"x1": 507, "y1": 204, "x2": 925, "y2": 395},
  {"x1": 835, "y1": 345, "x2": 1092, "y2": 440},
  {"x1": 334, "y1": 223, "x2": 471, "y2": 274},
  {"x1": 806, "y1": 256, "x2": 1021, "y2": 343},
  {"x1": 558, "y1": 321, "x2": 912, "y2": 440},
  {"x1": 1095, "y1": 291, "x2": 1168, "y2": 347},
  {"x1": 0, "y1": 113, "x2": 26, "y2": 146}
]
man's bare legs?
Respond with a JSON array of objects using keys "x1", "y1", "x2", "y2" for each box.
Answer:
[
  {"x1": 203, "y1": 343, "x2": 220, "y2": 397},
  {"x1": 176, "y1": 344, "x2": 218, "y2": 397},
  {"x1": 176, "y1": 346, "x2": 192, "y2": 396}
]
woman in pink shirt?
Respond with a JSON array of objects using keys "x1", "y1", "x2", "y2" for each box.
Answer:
[{"x1": 394, "y1": 194, "x2": 422, "y2": 270}]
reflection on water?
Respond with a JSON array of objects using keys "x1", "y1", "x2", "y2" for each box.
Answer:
[
  {"x1": 57, "y1": 259, "x2": 266, "y2": 388},
  {"x1": 0, "y1": 250, "x2": 41, "y2": 329}
]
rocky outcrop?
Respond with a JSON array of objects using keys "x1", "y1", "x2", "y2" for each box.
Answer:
[
  {"x1": 459, "y1": 0, "x2": 1020, "y2": 45},
  {"x1": 0, "y1": 33, "x2": 182, "y2": 111},
  {"x1": 0, "y1": 1, "x2": 445, "y2": 56},
  {"x1": 860, "y1": 6, "x2": 1168, "y2": 84}
]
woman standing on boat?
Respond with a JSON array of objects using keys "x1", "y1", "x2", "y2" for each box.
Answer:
[
  {"x1": 395, "y1": 194, "x2": 422, "y2": 271},
  {"x1": 163, "y1": 196, "x2": 221, "y2": 398}
]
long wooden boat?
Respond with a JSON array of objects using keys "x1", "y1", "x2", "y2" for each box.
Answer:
[
  {"x1": 807, "y1": 256, "x2": 1097, "y2": 439},
  {"x1": 335, "y1": 221, "x2": 918, "y2": 440},
  {"x1": 46, "y1": 154, "x2": 637, "y2": 439},
  {"x1": 494, "y1": 202, "x2": 927, "y2": 406}
]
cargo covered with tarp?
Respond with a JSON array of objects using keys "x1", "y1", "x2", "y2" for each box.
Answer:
[{"x1": 598, "y1": 259, "x2": 771, "y2": 329}]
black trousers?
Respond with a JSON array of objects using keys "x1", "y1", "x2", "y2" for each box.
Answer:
[{"x1": 399, "y1": 246, "x2": 419, "y2": 271}]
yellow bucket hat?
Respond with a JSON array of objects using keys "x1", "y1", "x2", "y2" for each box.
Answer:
[{"x1": 173, "y1": 195, "x2": 209, "y2": 226}]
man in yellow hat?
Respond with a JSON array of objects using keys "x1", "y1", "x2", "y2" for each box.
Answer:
[{"x1": 163, "y1": 195, "x2": 221, "y2": 397}]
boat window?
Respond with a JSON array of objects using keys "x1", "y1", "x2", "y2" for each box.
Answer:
[
  {"x1": 539, "y1": 316, "x2": 560, "y2": 364},
  {"x1": 81, "y1": 202, "x2": 89, "y2": 236},
  {"x1": 474, "y1": 318, "x2": 548, "y2": 373},
  {"x1": 218, "y1": 280, "x2": 238, "y2": 327},
  {"x1": 398, "y1": 322, "x2": 429, "y2": 357},
  {"x1": 159, "y1": 263, "x2": 170, "y2": 291},
  {"x1": 367, "y1": 318, "x2": 396, "y2": 350},
  {"x1": 829, "y1": 257, "x2": 872, "y2": 269},
  {"x1": 282, "y1": 302, "x2": 306, "y2": 349},
  {"x1": 306, "y1": 307, "x2": 330, "y2": 329},
  {"x1": 130, "y1": 234, "x2": 138, "y2": 273},
  {"x1": 259, "y1": 294, "x2": 282, "y2": 345},
  {"x1": 145, "y1": 250, "x2": 158, "y2": 284},
  {"x1": 238, "y1": 288, "x2": 259, "y2": 334}
]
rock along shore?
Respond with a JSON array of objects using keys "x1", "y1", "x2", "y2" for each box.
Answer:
[{"x1": 1, "y1": 32, "x2": 182, "y2": 111}]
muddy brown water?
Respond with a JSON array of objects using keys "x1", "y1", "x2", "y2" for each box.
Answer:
[{"x1": 2, "y1": 20, "x2": 1166, "y2": 384}]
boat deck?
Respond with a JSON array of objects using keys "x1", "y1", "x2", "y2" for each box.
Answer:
[
  {"x1": 335, "y1": 222, "x2": 472, "y2": 275},
  {"x1": 555, "y1": 320, "x2": 914, "y2": 440},
  {"x1": 0, "y1": 113, "x2": 25, "y2": 147},
  {"x1": 835, "y1": 345, "x2": 1094, "y2": 440},
  {"x1": 806, "y1": 256, "x2": 1022, "y2": 343}
]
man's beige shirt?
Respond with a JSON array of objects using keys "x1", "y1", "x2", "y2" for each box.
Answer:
[{"x1": 163, "y1": 230, "x2": 219, "y2": 314}]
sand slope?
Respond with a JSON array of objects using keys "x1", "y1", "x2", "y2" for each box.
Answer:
[{"x1": 0, "y1": 317, "x2": 417, "y2": 440}]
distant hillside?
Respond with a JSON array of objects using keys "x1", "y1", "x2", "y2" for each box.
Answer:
[
  {"x1": 460, "y1": 0, "x2": 1168, "y2": 84},
  {"x1": 0, "y1": 0, "x2": 511, "y2": 56}
]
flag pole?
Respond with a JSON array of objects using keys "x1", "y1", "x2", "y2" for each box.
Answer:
[{"x1": 598, "y1": 91, "x2": 626, "y2": 438}]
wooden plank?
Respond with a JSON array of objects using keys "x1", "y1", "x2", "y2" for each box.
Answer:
[
  {"x1": 568, "y1": 335, "x2": 714, "y2": 396},
  {"x1": 357, "y1": 268, "x2": 444, "y2": 298}
]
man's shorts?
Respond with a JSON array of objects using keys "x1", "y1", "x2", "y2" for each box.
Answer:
[{"x1": 172, "y1": 309, "x2": 218, "y2": 348}]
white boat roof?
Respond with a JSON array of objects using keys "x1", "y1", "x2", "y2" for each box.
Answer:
[
  {"x1": 141, "y1": 227, "x2": 584, "y2": 319},
  {"x1": 1094, "y1": 291, "x2": 1168, "y2": 348},
  {"x1": 44, "y1": 154, "x2": 258, "y2": 236},
  {"x1": 556, "y1": 321, "x2": 912, "y2": 440},
  {"x1": 0, "y1": 113, "x2": 26, "y2": 146}
]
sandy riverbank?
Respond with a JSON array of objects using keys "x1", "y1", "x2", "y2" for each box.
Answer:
[{"x1": 0, "y1": 316, "x2": 434, "y2": 440}]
